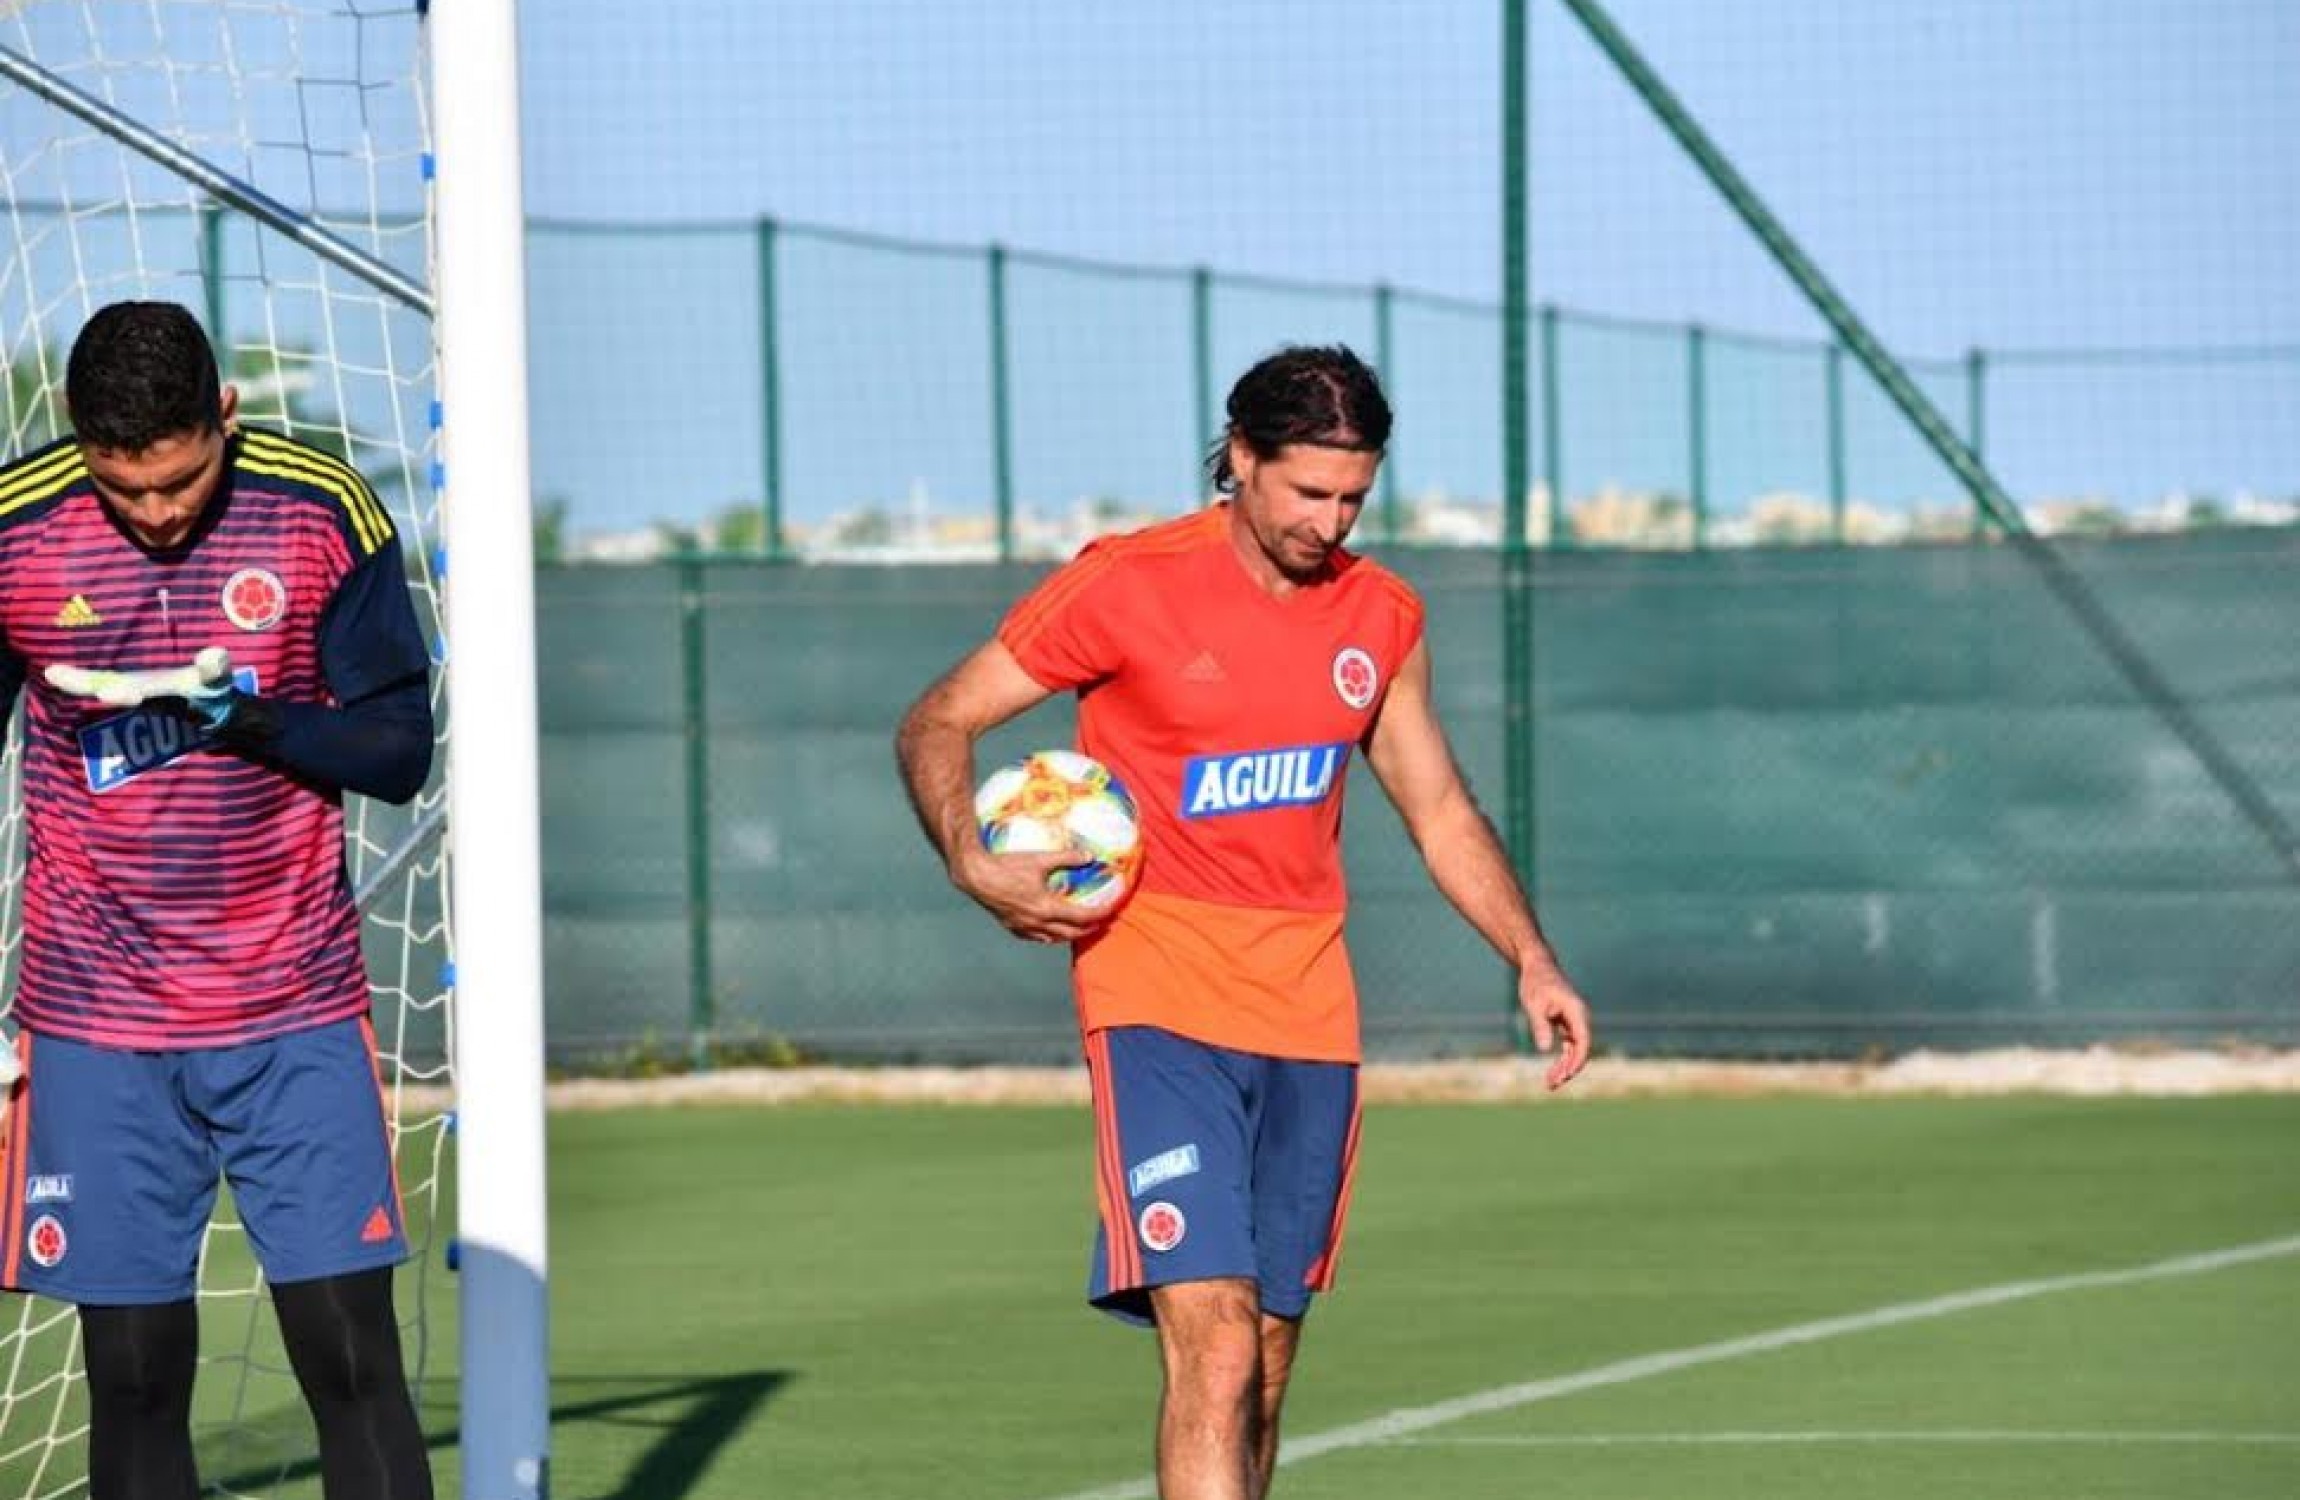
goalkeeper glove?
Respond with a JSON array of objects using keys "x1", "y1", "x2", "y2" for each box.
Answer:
[
  {"x1": 43, "y1": 646, "x2": 269, "y2": 742},
  {"x1": 179, "y1": 673, "x2": 242, "y2": 733}
]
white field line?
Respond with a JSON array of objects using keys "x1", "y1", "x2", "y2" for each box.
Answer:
[
  {"x1": 1036, "y1": 1233, "x2": 2300, "y2": 1500},
  {"x1": 1388, "y1": 1430, "x2": 2300, "y2": 1448}
]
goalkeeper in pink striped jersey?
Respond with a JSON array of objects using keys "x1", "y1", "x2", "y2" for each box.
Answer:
[{"x1": 0, "y1": 302, "x2": 434, "y2": 1500}]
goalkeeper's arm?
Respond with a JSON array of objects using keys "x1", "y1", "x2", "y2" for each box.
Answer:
[
  {"x1": 44, "y1": 651, "x2": 433, "y2": 803},
  {"x1": 197, "y1": 536, "x2": 430, "y2": 804},
  {"x1": 224, "y1": 535, "x2": 437, "y2": 805},
  {"x1": 0, "y1": 645, "x2": 24, "y2": 740},
  {"x1": 218, "y1": 674, "x2": 433, "y2": 805}
]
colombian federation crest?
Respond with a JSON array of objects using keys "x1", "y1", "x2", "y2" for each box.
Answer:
[
  {"x1": 222, "y1": 568, "x2": 287, "y2": 632},
  {"x1": 1138, "y1": 1201, "x2": 1187, "y2": 1254},
  {"x1": 1332, "y1": 647, "x2": 1378, "y2": 710},
  {"x1": 26, "y1": 1214, "x2": 66, "y2": 1269}
]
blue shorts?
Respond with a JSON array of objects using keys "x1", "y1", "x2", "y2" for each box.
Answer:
[
  {"x1": 1084, "y1": 1025, "x2": 1361, "y2": 1326},
  {"x1": 0, "y1": 1018, "x2": 408, "y2": 1304}
]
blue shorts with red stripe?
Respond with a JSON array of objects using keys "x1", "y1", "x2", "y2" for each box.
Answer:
[
  {"x1": 1084, "y1": 1024, "x2": 1361, "y2": 1326},
  {"x1": 0, "y1": 1017, "x2": 408, "y2": 1304}
]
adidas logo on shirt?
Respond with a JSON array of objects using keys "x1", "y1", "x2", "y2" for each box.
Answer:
[
  {"x1": 53, "y1": 594, "x2": 102, "y2": 628},
  {"x1": 1180, "y1": 650, "x2": 1227, "y2": 683}
]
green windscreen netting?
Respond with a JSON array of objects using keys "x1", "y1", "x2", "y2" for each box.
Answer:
[{"x1": 537, "y1": 530, "x2": 2298, "y2": 1063}]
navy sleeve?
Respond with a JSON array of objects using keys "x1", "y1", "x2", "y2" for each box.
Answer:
[
  {"x1": 263, "y1": 680, "x2": 434, "y2": 805},
  {"x1": 319, "y1": 536, "x2": 434, "y2": 704},
  {"x1": 0, "y1": 643, "x2": 23, "y2": 740},
  {"x1": 220, "y1": 537, "x2": 436, "y2": 804}
]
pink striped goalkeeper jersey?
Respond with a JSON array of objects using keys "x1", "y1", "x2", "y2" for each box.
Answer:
[{"x1": 0, "y1": 429, "x2": 411, "y2": 1049}]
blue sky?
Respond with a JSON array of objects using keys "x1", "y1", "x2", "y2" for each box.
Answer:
[
  {"x1": 7, "y1": 2, "x2": 2295, "y2": 535},
  {"x1": 516, "y1": 0, "x2": 2298, "y2": 346},
  {"x1": 505, "y1": 0, "x2": 2299, "y2": 535}
]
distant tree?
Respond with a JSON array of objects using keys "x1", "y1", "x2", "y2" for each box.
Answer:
[
  {"x1": 2055, "y1": 504, "x2": 2126, "y2": 538},
  {"x1": 707, "y1": 501, "x2": 768, "y2": 555},
  {"x1": 4, "y1": 344, "x2": 69, "y2": 451},
  {"x1": 1649, "y1": 491, "x2": 1694, "y2": 547},
  {"x1": 533, "y1": 494, "x2": 570, "y2": 565},
  {"x1": 828, "y1": 507, "x2": 894, "y2": 547},
  {"x1": 232, "y1": 344, "x2": 357, "y2": 459},
  {"x1": 2183, "y1": 496, "x2": 2227, "y2": 529}
]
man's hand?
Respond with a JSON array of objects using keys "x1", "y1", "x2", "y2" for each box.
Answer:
[
  {"x1": 44, "y1": 646, "x2": 233, "y2": 713},
  {"x1": 1519, "y1": 968, "x2": 1594, "y2": 1091},
  {"x1": 175, "y1": 672, "x2": 245, "y2": 732},
  {"x1": 950, "y1": 843, "x2": 1112, "y2": 946}
]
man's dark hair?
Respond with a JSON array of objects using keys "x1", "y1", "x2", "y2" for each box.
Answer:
[
  {"x1": 65, "y1": 301, "x2": 225, "y2": 452},
  {"x1": 1204, "y1": 344, "x2": 1392, "y2": 494}
]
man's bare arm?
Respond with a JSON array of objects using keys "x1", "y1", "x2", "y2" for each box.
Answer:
[
  {"x1": 1362, "y1": 639, "x2": 1591, "y2": 1087},
  {"x1": 894, "y1": 639, "x2": 1106, "y2": 943}
]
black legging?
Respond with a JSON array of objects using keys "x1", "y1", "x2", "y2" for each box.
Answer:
[
  {"x1": 79, "y1": 1296, "x2": 197, "y2": 1500},
  {"x1": 81, "y1": 1267, "x2": 433, "y2": 1500}
]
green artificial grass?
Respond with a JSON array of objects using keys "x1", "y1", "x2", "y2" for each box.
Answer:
[{"x1": 4, "y1": 1095, "x2": 2292, "y2": 1499}]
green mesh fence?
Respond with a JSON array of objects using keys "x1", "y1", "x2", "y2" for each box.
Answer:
[
  {"x1": 536, "y1": 530, "x2": 2300, "y2": 1064},
  {"x1": 515, "y1": 223, "x2": 2300, "y2": 556}
]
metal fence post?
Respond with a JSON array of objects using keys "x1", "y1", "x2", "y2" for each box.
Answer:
[
  {"x1": 755, "y1": 216, "x2": 786, "y2": 559},
  {"x1": 1826, "y1": 340, "x2": 1847, "y2": 544},
  {"x1": 1966, "y1": 346, "x2": 1988, "y2": 540},
  {"x1": 1374, "y1": 280, "x2": 1400, "y2": 542},
  {"x1": 988, "y1": 243, "x2": 1015, "y2": 561},
  {"x1": 1192, "y1": 265, "x2": 1215, "y2": 492},
  {"x1": 1541, "y1": 304, "x2": 1563, "y2": 547},
  {"x1": 1501, "y1": 0, "x2": 1538, "y2": 1049},
  {"x1": 198, "y1": 200, "x2": 228, "y2": 377},
  {"x1": 1689, "y1": 322, "x2": 1708, "y2": 550},
  {"x1": 677, "y1": 556, "x2": 715, "y2": 1067}
]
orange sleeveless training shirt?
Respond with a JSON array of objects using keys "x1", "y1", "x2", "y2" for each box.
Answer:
[{"x1": 998, "y1": 505, "x2": 1425, "y2": 1063}]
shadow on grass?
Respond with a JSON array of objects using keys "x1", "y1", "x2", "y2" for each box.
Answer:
[{"x1": 205, "y1": 1370, "x2": 789, "y2": 1500}]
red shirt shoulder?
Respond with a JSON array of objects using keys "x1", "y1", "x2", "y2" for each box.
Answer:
[{"x1": 998, "y1": 508, "x2": 1228, "y2": 690}]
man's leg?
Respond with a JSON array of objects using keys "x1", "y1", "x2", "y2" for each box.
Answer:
[
  {"x1": 12, "y1": 1037, "x2": 216, "y2": 1500},
  {"x1": 1249, "y1": 1312, "x2": 1305, "y2": 1500},
  {"x1": 1238, "y1": 1052, "x2": 1356, "y2": 1498},
  {"x1": 271, "y1": 1267, "x2": 434, "y2": 1500},
  {"x1": 1150, "y1": 1278, "x2": 1264, "y2": 1500},
  {"x1": 79, "y1": 1300, "x2": 201, "y2": 1500},
  {"x1": 195, "y1": 1021, "x2": 429, "y2": 1498}
]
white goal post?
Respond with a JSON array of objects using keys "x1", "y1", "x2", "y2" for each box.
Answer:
[{"x1": 431, "y1": 1, "x2": 551, "y2": 1496}]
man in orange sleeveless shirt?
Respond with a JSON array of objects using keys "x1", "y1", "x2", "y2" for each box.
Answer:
[{"x1": 896, "y1": 346, "x2": 1592, "y2": 1500}]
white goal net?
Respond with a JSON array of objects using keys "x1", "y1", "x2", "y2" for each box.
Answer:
[{"x1": 0, "y1": 3, "x2": 451, "y2": 1493}]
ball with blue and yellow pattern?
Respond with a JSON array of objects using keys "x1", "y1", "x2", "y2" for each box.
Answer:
[{"x1": 973, "y1": 749, "x2": 1144, "y2": 912}]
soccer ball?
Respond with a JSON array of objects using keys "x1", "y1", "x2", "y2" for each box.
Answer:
[{"x1": 974, "y1": 750, "x2": 1144, "y2": 911}]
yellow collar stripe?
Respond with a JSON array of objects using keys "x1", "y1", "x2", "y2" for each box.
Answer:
[
  {"x1": 239, "y1": 431, "x2": 394, "y2": 552},
  {"x1": 0, "y1": 445, "x2": 86, "y2": 514}
]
